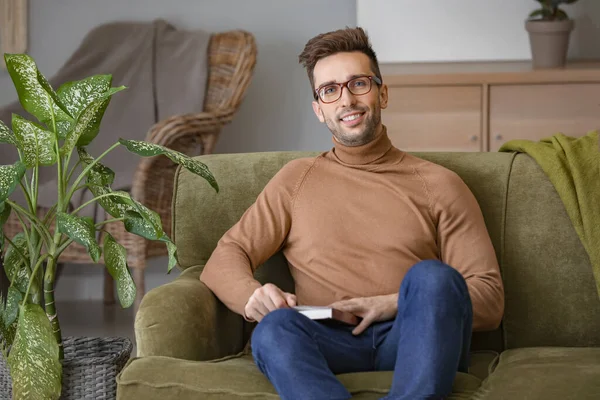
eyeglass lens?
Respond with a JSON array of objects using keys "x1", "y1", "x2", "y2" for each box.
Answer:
[{"x1": 319, "y1": 77, "x2": 372, "y2": 103}]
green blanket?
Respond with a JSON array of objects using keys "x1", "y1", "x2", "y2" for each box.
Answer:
[{"x1": 499, "y1": 131, "x2": 600, "y2": 299}]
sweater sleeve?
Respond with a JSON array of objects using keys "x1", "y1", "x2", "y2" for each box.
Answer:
[
  {"x1": 433, "y1": 170, "x2": 505, "y2": 331},
  {"x1": 199, "y1": 159, "x2": 309, "y2": 317}
]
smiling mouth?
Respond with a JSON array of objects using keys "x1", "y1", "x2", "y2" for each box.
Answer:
[{"x1": 340, "y1": 112, "x2": 365, "y2": 122}]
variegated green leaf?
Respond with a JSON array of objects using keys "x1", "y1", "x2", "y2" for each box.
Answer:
[
  {"x1": 3, "y1": 233, "x2": 40, "y2": 305},
  {"x1": 123, "y1": 198, "x2": 166, "y2": 241},
  {"x1": 77, "y1": 147, "x2": 115, "y2": 187},
  {"x1": 0, "y1": 161, "x2": 26, "y2": 202},
  {"x1": 87, "y1": 184, "x2": 125, "y2": 218},
  {"x1": 123, "y1": 211, "x2": 155, "y2": 241},
  {"x1": 61, "y1": 87, "x2": 125, "y2": 156},
  {"x1": 0, "y1": 201, "x2": 10, "y2": 228},
  {"x1": 79, "y1": 148, "x2": 168, "y2": 242},
  {"x1": 76, "y1": 86, "x2": 125, "y2": 146},
  {"x1": 118, "y1": 139, "x2": 219, "y2": 192},
  {"x1": 103, "y1": 233, "x2": 136, "y2": 308},
  {"x1": 0, "y1": 119, "x2": 18, "y2": 146},
  {"x1": 0, "y1": 293, "x2": 17, "y2": 350},
  {"x1": 55, "y1": 75, "x2": 115, "y2": 140},
  {"x1": 8, "y1": 303, "x2": 61, "y2": 400},
  {"x1": 0, "y1": 201, "x2": 10, "y2": 252},
  {"x1": 57, "y1": 75, "x2": 113, "y2": 118},
  {"x1": 81, "y1": 166, "x2": 130, "y2": 219},
  {"x1": 163, "y1": 238, "x2": 178, "y2": 273},
  {"x1": 12, "y1": 114, "x2": 57, "y2": 167},
  {"x1": 4, "y1": 233, "x2": 29, "y2": 293},
  {"x1": 79, "y1": 190, "x2": 131, "y2": 218},
  {"x1": 55, "y1": 120, "x2": 72, "y2": 140},
  {"x1": 4, "y1": 54, "x2": 73, "y2": 128},
  {"x1": 4, "y1": 287, "x2": 22, "y2": 329},
  {"x1": 56, "y1": 212, "x2": 100, "y2": 262},
  {"x1": 77, "y1": 154, "x2": 128, "y2": 218},
  {"x1": 36, "y1": 70, "x2": 71, "y2": 118}
]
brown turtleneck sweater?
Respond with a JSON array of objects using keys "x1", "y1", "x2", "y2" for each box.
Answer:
[{"x1": 200, "y1": 127, "x2": 504, "y2": 331}]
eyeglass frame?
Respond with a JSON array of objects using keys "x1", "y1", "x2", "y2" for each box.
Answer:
[{"x1": 314, "y1": 75, "x2": 383, "y2": 103}]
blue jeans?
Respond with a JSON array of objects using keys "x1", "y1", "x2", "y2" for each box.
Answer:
[{"x1": 251, "y1": 260, "x2": 473, "y2": 400}]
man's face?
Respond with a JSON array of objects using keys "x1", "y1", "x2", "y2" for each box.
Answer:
[{"x1": 311, "y1": 52, "x2": 388, "y2": 147}]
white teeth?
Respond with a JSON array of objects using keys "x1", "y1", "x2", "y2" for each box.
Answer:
[{"x1": 342, "y1": 113, "x2": 362, "y2": 122}]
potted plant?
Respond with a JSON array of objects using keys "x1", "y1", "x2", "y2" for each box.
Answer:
[
  {"x1": 525, "y1": 0, "x2": 579, "y2": 69},
  {"x1": 0, "y1": 53, "x2": 219, "y2": 399}
]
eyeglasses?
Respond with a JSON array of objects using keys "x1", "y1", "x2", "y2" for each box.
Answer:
[{"x1": 314, "y1": 75, "x2": 382, "y2": 104}]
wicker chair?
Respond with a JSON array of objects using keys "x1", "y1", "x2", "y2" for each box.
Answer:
[{"x1": 2, "y1": 30, "x2": 257, "y2": 312}]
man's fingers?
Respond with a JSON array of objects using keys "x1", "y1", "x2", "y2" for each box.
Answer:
[
  {"x1": 331, "y1": 300, "x2": 360, "y2": 314},
  {"x1": 266, "y1": 289, "x2": 290, "y2": 311},
  {"x1": 352, "y1": 316, "x2": 373, "y2": 336},
  {"x1": 285, "y1": 293, "x2": 297, "y2": 307},
  {"x1": 253, "y1": 300, "x2": 269, "y2": 319},
  {"x1": 260, "y1": 293, "x2": 278, "y2": 312}
]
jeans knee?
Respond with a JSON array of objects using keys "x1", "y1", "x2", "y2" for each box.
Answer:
[
  {"x1": 403, "y1": 259, "x2": 469, "y2": 301},
  {"x1": 251, "y1": 308, "x2": 301, "y2": 360}
]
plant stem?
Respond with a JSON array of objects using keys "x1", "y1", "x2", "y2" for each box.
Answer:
[
  {"x1": 73, "y1": 184, "x2": 88, "y2": 194},
  {"x1": 95, "y1": 217, "x2": 125, "y2": 228},
  {"x1": 12, "y1": 208, "x2": 31, "y2": 245},
  {"x1": 6, "y1": 200, "x2": 53, "y2": 248},
  {"x1": 18, "y1": 181, "x2": 34, "y2": 215},
  {"x1": 43, "y1": 257, "x2": 63, "y2": 359},
  {"x1": 66, "y1": 159, "x2": 82, "y2": 185},
  {"x1": 23, "y1": 253, "x2": 49, "y2": 304},
  {"x1": 64, "y1": 153, "x2": 73, "y2": 184},
  {"x1": 55, "y1": 144, "x2": 63, "y2": 213},
  {"x1": 66, "y1": 142, "x2": 120, "y2": 205},
  {"x1": 42, "y1": 204, "x2": 58, "y2": 225},
  {"x1": 29, "y1": 168, "x2": 35, "y2": 206},
  {"x1": 12, "y1": 208, "x2": 35, "y2": 270},
  {"x1": 55, "y1": 238, "x2": 73, "y2": 258},
  {"x1": 31, "y1": 165, "x2": 39, "y2": 211}
]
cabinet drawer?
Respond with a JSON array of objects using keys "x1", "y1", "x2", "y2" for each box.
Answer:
[
  {"x1": 382, "y1": 85, "x2": 482, "y2": 152},
  {"x1": 489, "y1": 83, "x2": 600, "y2": 151}
]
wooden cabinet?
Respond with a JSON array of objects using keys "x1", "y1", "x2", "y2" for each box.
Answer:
[
  {"x1": 380, "y1": 61, "x2": 600, "y2": 152},
  {"x1": 489, "y1": 83, "x2": 600, "y2": 151},
  {"x1": 384, "y1": 86, "x2": 482, "y2": 152}
]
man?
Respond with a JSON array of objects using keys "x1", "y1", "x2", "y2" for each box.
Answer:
[{"x1": 200, "y1": 27, "x2": 504, "y2": 400}]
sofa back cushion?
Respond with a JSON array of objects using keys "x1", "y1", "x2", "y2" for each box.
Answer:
[
  {"x1": 501, "y1": 154, "x2": 600, "y2": 349},
  {"x1": 172, "y1": 150, "x2": 599, "y2": 351}
]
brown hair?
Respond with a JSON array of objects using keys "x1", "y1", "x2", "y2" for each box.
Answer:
[{"x1": 298, "y1": 27, "x2": 382, "y2": 98}]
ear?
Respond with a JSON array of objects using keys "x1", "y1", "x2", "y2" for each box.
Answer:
[
  {"x1": 312, "y1": 100, "x2": 325, "y2": 123},
  {"x1": 379, "y1": 83, "x2": 388, "y2": 110}
]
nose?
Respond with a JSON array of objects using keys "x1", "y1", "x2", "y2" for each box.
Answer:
[{"x1": 338, "y1": 85, "x2": 357, "y2": 108}]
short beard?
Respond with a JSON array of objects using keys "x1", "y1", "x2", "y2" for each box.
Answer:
[{"x1": 324, "y1": 106, "x2": 381, "y2": 147}]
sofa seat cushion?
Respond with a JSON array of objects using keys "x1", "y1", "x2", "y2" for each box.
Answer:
[
  {"x1": 469, "y1": 350, "x2": 500, "y2": 381},
  {"x1": 117, "y1": 353, "x2": 482, "y2": 399},
  {"x1": 473, "y1": 347, "x2": 600, "y2": 400}
]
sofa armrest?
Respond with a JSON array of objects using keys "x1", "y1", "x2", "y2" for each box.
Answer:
[{"x1": 134, "y1": 265, "x2": 246, "y2": 360}]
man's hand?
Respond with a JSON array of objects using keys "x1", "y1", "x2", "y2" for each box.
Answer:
[
  {"x1": 329, "y1": 293, "x2": 399, "y2": 335},
  {"x1": 244, "y1": 283, "x2": 297, "y2": 322}
]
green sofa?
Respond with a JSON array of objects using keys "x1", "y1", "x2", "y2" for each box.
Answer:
[{"x1": 116, "y1": 151, "x2": 600, "y2": 399}]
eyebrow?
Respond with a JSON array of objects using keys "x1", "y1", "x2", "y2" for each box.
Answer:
[{"x1": 315, "y1": 74, "x2": 369, "y2": 89}]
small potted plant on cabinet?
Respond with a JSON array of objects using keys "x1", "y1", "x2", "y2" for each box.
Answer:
[{"x1": 525, "y1": 0, "x2": 579, "y2": 68}]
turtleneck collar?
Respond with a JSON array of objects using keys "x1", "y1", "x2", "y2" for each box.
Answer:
[{"x1": 331, "y1": 125, "x2": 394, "y2": 165}]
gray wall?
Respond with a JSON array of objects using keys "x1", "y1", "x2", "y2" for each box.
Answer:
[{"x1": 0, "y1": 0, "x2": 357, "y2": 155}]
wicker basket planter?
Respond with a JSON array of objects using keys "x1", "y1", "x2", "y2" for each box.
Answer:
[{"x1": 0, "y1": 336, "x2": 132, "y2": 399}]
